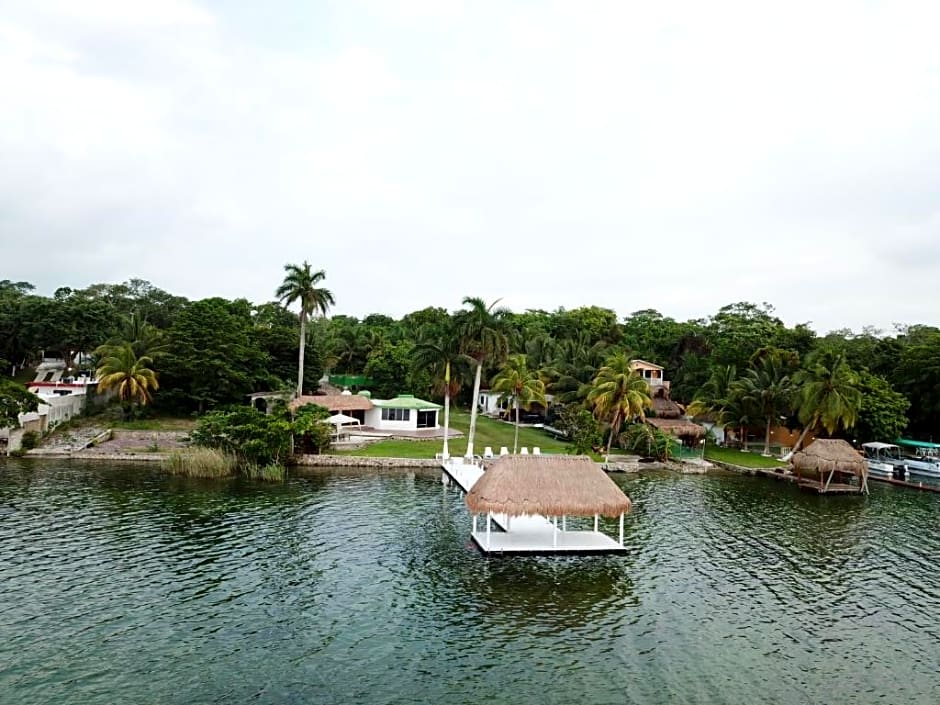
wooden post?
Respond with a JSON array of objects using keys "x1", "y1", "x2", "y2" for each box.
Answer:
[
  {"x1": 619, "y1": 513, "x2": 624, "y2": 547},
  {"x1": 594, "y1": 514, "x2": 599, "y2": 533},
  {"x1": 825, "y1": 468, "x2": 834, "y2": 491}
]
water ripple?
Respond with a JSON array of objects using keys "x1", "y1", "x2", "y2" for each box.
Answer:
[{"x1": 0, "y1": 462, "x2": 938, "y2": 704}]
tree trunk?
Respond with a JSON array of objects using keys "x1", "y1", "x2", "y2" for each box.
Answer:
[
  {"x1": 605, "y1": 411, "x2": 620, "y2": 463},
  {"x1": 781, "y1": 416, "x2": 816, "y2": 461},
  {"x1": 513, "y1": 396, "x2": 520, "y2": 454},
  {"x1": 296, "y1": 314, "x2": 307, "y2": 398},
  {"x1": 764, "y1": 416, "x2": 772, "y2": 456},
  {"x1": 466, "y1": 361, "x2": 483, "y2": 457},
  {"x1": 442, "y1": 363, "x2": 451, "y2": 459}
]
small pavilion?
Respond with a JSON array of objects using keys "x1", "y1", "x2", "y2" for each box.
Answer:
[
  {"x1": 791, "y1": 439, "x2": 869, "y2": 495},
  {"x1": 462, "y1": 455, "x2": 632, "y2": 555}
]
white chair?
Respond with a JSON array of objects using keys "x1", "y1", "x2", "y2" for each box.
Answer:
[
  {"x1": 520, "y1": 447, "x2": 529, "y2": 455},
  {"x1": 499, "y1": 446, "x2": 509, "y2": 456},
  {"x1": 483, "y1": 446, "x2": 494, "y2": 458},
  {"x1": 533, "y1": 447, "x2": 541, "y2": 455}
]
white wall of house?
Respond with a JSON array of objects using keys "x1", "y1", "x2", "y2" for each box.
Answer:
[
  {"x1": 478, "y1": 391, "x2": 505, "y2": 414},
  {"x1": 365, "y1": 407, "x2": 417, "y2": 431}
]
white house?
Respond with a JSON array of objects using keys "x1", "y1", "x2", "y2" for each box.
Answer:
[
  {"x1": 365, "y1": 394, "x2": 441, "y2": 431},
  {"x1": 290, "y1": 392, "x2": 441, "y2": 432}
]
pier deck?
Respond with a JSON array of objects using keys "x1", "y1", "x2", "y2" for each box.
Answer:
[{"x1": 441, "y1": 457, "x2": 626, "y2": 555}]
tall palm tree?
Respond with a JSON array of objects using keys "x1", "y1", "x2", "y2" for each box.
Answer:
[
  {"x1": 455, "y1": 296, "x2": 509, "y2": 457},
  {"x1": 687, "y1": 365, "x2": 737, "y2": 419},
  {"x1": 736, "y1": 354, "x2": 796, "y2": 455},
  {"x1": 412, "y1": 325, "x2": 465, "y2": 459},
  {"x1": 94, "y1": 344, "x2": 159, "y2": 419},
  {"x1": 587, "y1": 353, "x2": 652, "y2": 462},
  {"x1": 784, "y1": 351, "x2": 861, "y2": 459},
  {"x1": 491, "y1": 354, "x2": 546, "y2": 454},
  {"x1": 276, "y1": 262, "x2": 335, "y2": 397}
]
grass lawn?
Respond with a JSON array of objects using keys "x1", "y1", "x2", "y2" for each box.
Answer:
[
  {"x1": 332, "y1": 409, "x2": 573, "y2": 459},
  {"x1": 705, "y1": 446, "x2": 788, "y2": 469}
]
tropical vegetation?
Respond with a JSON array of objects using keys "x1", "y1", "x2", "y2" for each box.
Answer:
[{"x1": 0, "y1": 275, "x2": 931, "y2": 460}]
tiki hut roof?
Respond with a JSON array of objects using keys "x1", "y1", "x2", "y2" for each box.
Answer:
[
  {"x1": 651, "y1": 396, "x2": 683, "y2": 419},
  {"x1": 791, "y1": 439, "x2": 866, "y2": 477},
  {"x1": 646, "y1": 417, "x2": 705, "y2": 437},
  {"x1": 289, "y1": 394, "x2": 374, "y2": 413},
  {"x1": 465, "y1": 455, "x2": 632, "y2": 518}
]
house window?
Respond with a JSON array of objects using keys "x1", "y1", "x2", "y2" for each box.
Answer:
[{"x1": 381, "y1": 408, "x2": 410, "y2": 422}]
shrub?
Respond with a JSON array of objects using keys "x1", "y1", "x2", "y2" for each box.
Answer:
[
  {"x1": 20, "y1": 431, "x2": 39, "y2": 451},
  {"x1": 618, "y1": 424, "x2": 675, "y2": 461}
]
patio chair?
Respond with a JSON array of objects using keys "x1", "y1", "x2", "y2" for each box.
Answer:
[
  {"x1": 483, "y1": 446, "x2": 494, "y2": 458},
  {"x1": 532, "y1": 447, "x2": 541, "y2": 455},
  {"x1": 520, "y1": 447, "x2": 529, "y2": 455},
  {"x1": 499, "y1": 446, "x2": 509, "y2": 456}
]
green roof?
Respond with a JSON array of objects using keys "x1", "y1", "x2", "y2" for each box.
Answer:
[{"x1": 372, "y1": 394, "x2": 442, "y2": 410}]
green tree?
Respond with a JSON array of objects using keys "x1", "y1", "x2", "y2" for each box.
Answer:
[
  {"x1": 160, "y1": 298, "x2": 269, "y2": 412},
  {"x1": 412, "y1": 325, "x2": 466, "y2": 459},
  {"x1": 490, "y1": 354, "x2": 546, "y2": 454},
  {"x1": 735, "y1": 351, "x2": 797, "y2": 455},
  {"x1": 0, "y1": 378, "x2": 40, "y2": 428},
  {"x1": 554, "y1": 405, "x2": 602, "y2": 455},
  {"x1": 786, "y1": 351, "x2": 862, "y2": 457},
  {"x1": 94, "y1": 343, "x2": 159, "y2": 419},
  {"x1": 276, "y1": 262, "x2": 335, "y2": 397},
  {"x1": 456, "y1": 296, "x2": 509, "y2": 458},
  {"x1": 363, "y1": 341, "x2": 413, "y2": 399},
  {"x1": 855, "y1": 371, "x2": 910, "y2": 443},
  {"x1": 587, "y1": 353, "x2": 652, "y2": 462}
]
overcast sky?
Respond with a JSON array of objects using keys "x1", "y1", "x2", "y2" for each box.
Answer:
[{"x1": 2, "y1": 0, "x2": 938, "y2": 333}]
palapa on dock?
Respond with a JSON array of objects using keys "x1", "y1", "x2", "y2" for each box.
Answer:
[
  {"x1": 791, "y1": 439, "x2": 868, "y2": 495},
  {"x1": 460, "y1": 455, "x2": 631, "y2": 555}
]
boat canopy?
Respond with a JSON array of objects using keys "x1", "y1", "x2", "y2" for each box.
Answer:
[
  {"x1": 863, "y1": 442, "x2": 900, "y2": 450},
  {"x1": 896, "y1": 438, "x2": 940, "y2": 449}
]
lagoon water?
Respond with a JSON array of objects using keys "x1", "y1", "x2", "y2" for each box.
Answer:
[{"x1": 0, "y1": 460, "x2": 938, "y2": 704}]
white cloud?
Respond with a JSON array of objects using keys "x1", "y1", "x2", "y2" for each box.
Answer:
[{"x1": 1, "y1": 0, "x2": 938, "y2": 331}]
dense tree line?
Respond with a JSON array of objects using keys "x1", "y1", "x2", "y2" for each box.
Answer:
[{"x1": 1, "y1": 276, "x2": 936, "y2": 445}]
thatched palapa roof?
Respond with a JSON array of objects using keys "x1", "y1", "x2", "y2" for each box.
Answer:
[
  {"x1": 646, "y1": 417, "x2": 704, "y2": 437},
  {"x1": 465, "y1": 455, "x2": 632, "y2": 518},
  {"x1": 651, "y1": 396, "x2": 683, "y2": 419},
  {"x1": 791, "y1": 439, "x2": 866, "y2": 477}
]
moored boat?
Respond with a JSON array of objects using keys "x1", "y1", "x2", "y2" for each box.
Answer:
[{"x1": 862, "y1": 442, "x2": 908, "y2": 479}]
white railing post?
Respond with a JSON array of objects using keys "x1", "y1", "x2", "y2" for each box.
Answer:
[
  {"x1": 486, "y1": 512, "x2": 491, "y2": 550},
  {"x1": 594, "y1": 514, "x2": 599, "y2": 533},
  {"x1": 619, "y1": 513, "x2": 624, "y2": 546},
  {"x1": 553, "y1": 517, "x2": 558, "y2": 548}
]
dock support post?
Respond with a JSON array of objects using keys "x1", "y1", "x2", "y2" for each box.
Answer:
[
  {"x1": 594, "y1": 514, "x2": 598, "y2": 533},
  {"x1": 619, "y1": 513, "x2": 624, "y2": 547},
  {"x1": 553, "y1": 517, "x2": 558, "y2": 548},
  {"x1": 486, "y1": 512, "x2": 491, "y2": 550},
  {"x1": 472, "y1": 514, "x2": 477, "y2": 534},
  {"x1": 562, "y1": 515, "x2": 566, "y2": 532}
]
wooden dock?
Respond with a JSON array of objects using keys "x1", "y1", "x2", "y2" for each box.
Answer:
[
  {"x1": 868, "y1": 475, "x2": 940, "y2": 493},
  {"x1": 796, "y1": 480, "x2": 864, "y2": 495},
  {"x1": 441, "y1": 457, "x2": 627, "y2": 555}
]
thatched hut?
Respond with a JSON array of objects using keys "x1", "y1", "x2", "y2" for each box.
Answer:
[
  {"x1": 465, "y1": 455, "x2": 632, "y2": 550},
  {"x1": 791, "y1": 439, "x2": 868, "y2": 494}
]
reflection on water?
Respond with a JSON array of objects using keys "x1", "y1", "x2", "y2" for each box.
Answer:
[{"x1": 0, "y1": 461, "x2": 938, "y2": 704}]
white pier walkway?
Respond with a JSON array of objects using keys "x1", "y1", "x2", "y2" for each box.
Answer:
[{"x1": 440, "y1": 457, "x2": 627, "y2": 555}]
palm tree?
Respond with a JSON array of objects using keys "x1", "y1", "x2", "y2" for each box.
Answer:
[
  {"x1": 276, "y1": 262, "x2": 335, "y2": 397},
  {"x1": 94, "y1": 343, "x2": 159, "y2": 419},
  {"x1": 491, "y1": 354, "x2": 546, "y2": 454},
  {"x1": 736, "y1": 354, "x2": 796, "y2": 455},
  {"x1": 455, "y1": 296, "x2": 509, "y2": 457},
  {"x1": 412, "y1": 325, "x2": 465, "y2": 459},
  {"x1": 687, "y1": 365, "x2": 737, "y2": 419},
  {"x1": 784, "y1": 351, "x2": 861, "y2": 459},
  {"x1": 587, "y1": 353, "x2": 652, "y2": 462}
]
